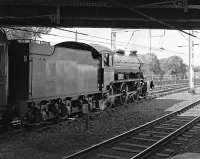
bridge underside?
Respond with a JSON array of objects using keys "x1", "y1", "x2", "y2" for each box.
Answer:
[{"x1": 1, "y1": 0, "x2": 200, "y2": 29}]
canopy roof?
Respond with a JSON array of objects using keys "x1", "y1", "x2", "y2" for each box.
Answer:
[{"x1": 1, "y1": 0, "x2": 200, "y2": 29}]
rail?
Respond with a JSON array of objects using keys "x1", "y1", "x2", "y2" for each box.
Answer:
[{"x1": 62, "y1": 99, "x2": 200, "y2": 159}]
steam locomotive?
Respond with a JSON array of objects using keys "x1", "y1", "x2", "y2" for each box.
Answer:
[{"x1": 0, "y1": 29, "x2": 150, "y2": 125}]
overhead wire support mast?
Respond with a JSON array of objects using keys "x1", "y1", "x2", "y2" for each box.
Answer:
[{"x1": 188, "y1": 30, "x2": 195, "y2": 94}]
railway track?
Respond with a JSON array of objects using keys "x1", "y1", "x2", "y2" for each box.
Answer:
[
  {"x1": 153, "y1": 82, "x2": 200, "y2": 91},
  {"x1": 151, "y1": 83, "x2": 200, "y2": 97},
  {"x1": 63, "y1": 99, "x2": 200, "y2": 159}
]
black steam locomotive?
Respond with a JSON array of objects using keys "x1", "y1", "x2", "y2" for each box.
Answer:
[{"x1": 0, "y1": 29, "x2": 150, "y2": 125}]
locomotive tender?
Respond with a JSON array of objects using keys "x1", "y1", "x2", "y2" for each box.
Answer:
[{"x1": 0, "y1": 29, "x2": 148, "y2": 124}]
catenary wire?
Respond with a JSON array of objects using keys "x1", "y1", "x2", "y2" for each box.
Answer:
[{"x1": 4, "y1": 26, "x2": 185, "y2": 55}]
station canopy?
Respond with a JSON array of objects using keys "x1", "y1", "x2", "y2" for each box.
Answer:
[{"x1": 1, "y1": 0, "x2": 200, "y2": 29}]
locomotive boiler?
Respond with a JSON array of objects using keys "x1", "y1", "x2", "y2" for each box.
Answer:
[{"x1": 0, "y1": 29, "x2": 148, "y2": 125}]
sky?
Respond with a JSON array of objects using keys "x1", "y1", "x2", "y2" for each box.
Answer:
[{"x1": 40, "y1": 28, "x2": 200, "y2": 66}]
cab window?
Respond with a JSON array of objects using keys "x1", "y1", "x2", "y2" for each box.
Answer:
[
  {"x1": 104, "y1": 53, "x2": 113, "y2": 67},
  {"x1": 104, "y1": 53, "x2": 109, "y2": 67}
]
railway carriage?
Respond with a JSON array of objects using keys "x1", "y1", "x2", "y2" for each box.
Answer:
[{"x1": 0, "y1": 29, "x2": 149, "y2": 124}]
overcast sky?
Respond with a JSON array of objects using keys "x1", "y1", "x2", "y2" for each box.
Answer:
[{"x1": 40, "y1": 28, "x2": 200, "y2": 66}]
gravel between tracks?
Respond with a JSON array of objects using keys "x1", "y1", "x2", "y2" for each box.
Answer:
[{"x1": 1, "y1": 88, "x2": 200, "y2": 159}]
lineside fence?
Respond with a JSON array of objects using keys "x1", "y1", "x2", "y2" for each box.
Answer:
[{"x1": 146, "y1": 74, "x2": 200, "y2": 86}]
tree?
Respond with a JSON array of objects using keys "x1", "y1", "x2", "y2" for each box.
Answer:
[
  {"x1": 141, "y1": 53, "x2": 162, "y2": 75},
  {"x1": 160, "y1": 58, "x2": 168, "y2": 75},
  {"x1": 4, "y1": 27, "x2": 51, "y2": 40},
  {"x1": 160, "y1": 56, "x2": 187, "y2": 76}
]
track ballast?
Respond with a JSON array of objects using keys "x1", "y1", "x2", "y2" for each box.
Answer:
[{"x1": 63, "y1": 100, "x2": 200, "y2": 159}]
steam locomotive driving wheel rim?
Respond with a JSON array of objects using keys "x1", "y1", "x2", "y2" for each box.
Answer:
[{"x1": 120, "y1": 83, "x2": 128, "y2": 104}]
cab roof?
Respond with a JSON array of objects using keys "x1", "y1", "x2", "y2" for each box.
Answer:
[{"x1": 55, "y1": 41, "x2": 113, "y2": 59}]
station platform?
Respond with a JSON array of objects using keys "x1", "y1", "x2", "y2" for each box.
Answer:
[
  {"x1": 164, "y1": 87, "x2": 200, "y2": 114},
  {"x1": 164, "y1": 87, "x2": 200, "y2": 116},
  {"x1": 164, "y1": 87, "x2": 200, "y2": 158}
]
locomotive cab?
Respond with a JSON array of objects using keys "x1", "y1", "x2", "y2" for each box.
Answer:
[
  {"x1": 102, "y1": 52, "x2": 114, "y2": 91},
  {"x1": 89, "y1": 44, "x2": 115, "y2": 92}
]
